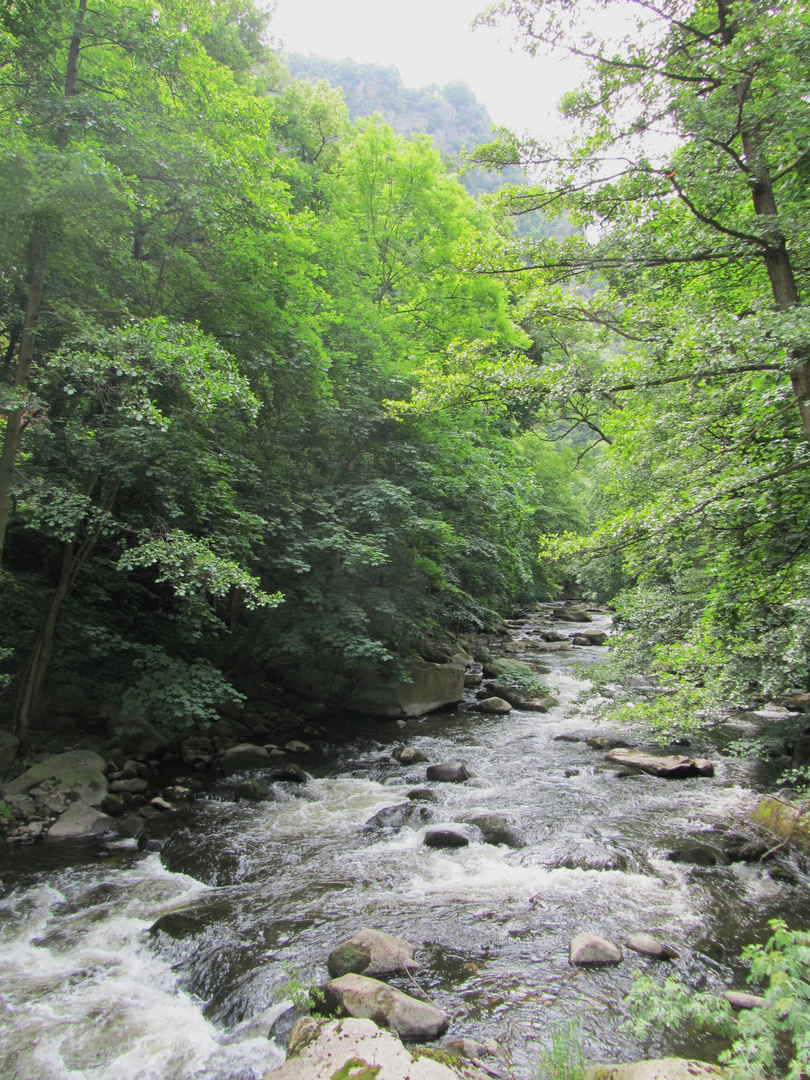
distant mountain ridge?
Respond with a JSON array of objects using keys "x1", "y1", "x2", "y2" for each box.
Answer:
[{"x1": 285, "y1": 53, "x2": 515, "y2": 195}]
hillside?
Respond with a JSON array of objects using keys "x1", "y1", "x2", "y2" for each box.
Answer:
[{"x1": 285, "y1": 53, "x2": 520, "y2": 197}]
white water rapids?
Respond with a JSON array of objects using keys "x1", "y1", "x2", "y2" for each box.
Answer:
[{"x1": 2, "y1": 611, "x2": 808, "y2": 1079}]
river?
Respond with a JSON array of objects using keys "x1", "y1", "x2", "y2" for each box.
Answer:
[{"x1": 2, "y1": 606, "x2": 808, "y2": 1080}]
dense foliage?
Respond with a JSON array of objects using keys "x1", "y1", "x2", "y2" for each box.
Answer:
[
  {"x1": 450, "y1": 0, "x2": 810, "y2": 729},
  {"x1": 0, "y1": 0, "x2": 582, "y2": 740}
]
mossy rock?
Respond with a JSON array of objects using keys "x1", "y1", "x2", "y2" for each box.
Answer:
[{"x1": 750, "y1": 797, "x2": 810, "y2": 852}]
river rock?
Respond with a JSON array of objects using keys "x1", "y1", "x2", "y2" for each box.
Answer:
[
  {"x1": 47, "y1": 802, "x2": 114, "y2": 840},
  {"x1": 0, "y1": 729, "x2": 19, "y2": 777},
  {"x1": 273, "y1": 763, "x2": 308, "y2": 784},
  {"x1": 223, "y1": 743, "x2": 271, "y2": 774},
  {"x1": 235, "y1": 778, "x2": 274, "y2": 801},
  {"x1": 464, "y1": 674, "x2": 483, "y2": 688},
  {"x1": 108, "y1": 714, "x2": 168, "y2": 757},
  {"x1": 407, "y1": 788, "x2": 438, "y2": 803},
  {"x1": 525, "y1": 640, "x2": 572, "y2": 652},
  {"x1": 442, "y1": 1036, "x2": 510, "y2": 1070},
  {"x1": 100, "y1": 793, "x2": 126, "y2": 816},
  {"x1": 426, "y1": 761, "x2": 469, "y2": 783},
  {"x1": 667, "y1": 847, "x2": 723, "y2": 867},
  {"x1": 393, "y1": 745, "x2": 428, "y2": 765},
  {"x1": 554, "y1": 734, "x2": 582, "y2": 743},
  {"x1": 365, "y1": 803, "x2": 434, "y2": 830},
  {"x1": 587, "y1": 736, "x2": 630, "y2": 750},
  {"x1": 109, "y1": 777, "x2": 148, "y2": 794},
  {"x1": 424, "y1": 828, "x2": 469, "y2": 849},
  {"x1": 487, "y1": 683, "x2": 558, "y2": 711},
  {"x1": 466, "y1": 814, "x2": 526, "y2": 848},
  {"x1": 481, "y1": 658, "x2": 539, "y2": 680},
  {"x1": 569, "y1": 933, "x2": 623, "y2": 965},
  {"x1": 346, "y1": 659, "x2": 464, "y2": 719},
  {"x1": 321, "y1": 974, "x2": 449, "y2": 1040},
  {"x1": 540, "y1": 630, "x2": 567, "y2": 642},
  {"x1": 469, "y1": 696, "x2": 512, "y2": 715},
  {"x1": 284, "y1": 740, "x2": 310, "y2": 754},
  {"x1": 784, "y1": 692, "x2": 810, "y2": 713},
  {"x1": 552, "y1": 607, "x2": 593, "y2": 622},
  {"x1": 750, "y1": 796, "x2": 810, "y2": 851},
  {"x1": 263, "y1": 1017, "x2": 465, "y2": 1080},
  {"x1": 606, "y1": 748, "x2": 714, "y2": 778},
  {"x1": 723, "y1": 990, "x2": 765, "y2": 1010},
  {"x1": 327, "y1": 928, "x2": 420, "y2": 978},
  {"x1": 584, "y1": 1060, "x2": 724, "y2": 1080},
  {"x1": 625, "y1": 934, "x2": 679, "y2": 960}
]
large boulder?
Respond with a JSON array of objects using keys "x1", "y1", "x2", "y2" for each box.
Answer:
[
  {"x1": 346, "y1": 660, "x2": 464, "y2": 719},
  {"x1": 365, "y1": 803, "x2": 434, "y2": 831},
  {"x1": 424, "y1": 828, "x2": 469, "y2": 850},
  {"x1": 523, "y1": 640, "x2": 572, "y2": 652},
  {"x1": 393, "y1": 746, "x2": 428, "y2": 765},
  {"x1": 487, "y1": 682, "x2": 558, "y2": 712},
  {"x1": 552, "y1": 607, "x2": 593, "y2": 622},
  {"x1": 223, "y1": 743, "x2": 271, "y2": 774},
  {"x1": 47, "y1": 803, "x2": 114, "y2": 840},
  {"x1": 321, "y1": 973, "x2": 449, "y2": 1040},
  {"x1": 263, "y1": 1017, "x2": 469, "y2": 1080},
  {"x1": 426, "y1": 761, "x2": 469, "y2": 783},
  {"x1": 469, "y1": 696, "x2": 512, "y2": 715},
  {"x1": 585, "y1": 1061, "x2": 723, "y2": 1080},
  {"x1": 625, "y1": 934, "x2": 679, "y2": 960},
  {"x1": 465, "y1": 814, "x2": 526, "y2": 849},
  {"x1": 0, "y1": 729, "x2": 19, "y2": 777},
  {"x1": 327, "y1": 929, "x2": 420, "y2": 979},
  {"x1": 2, "y1": 750, "x2": 107, "y2": 803},
  {"x1": 569, "y1": 933, "x2": 623, "y2": 965},
  {"x1": 108, "y1": 714, "x2": 169, "y2": 757},
  {"x1": 750, "y1": 797, "x2": 810, "y2": 852},
  {"x1": 606, "y1": 748, "x2": 714, "y2": 778}
]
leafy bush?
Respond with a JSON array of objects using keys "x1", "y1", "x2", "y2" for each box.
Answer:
[
  {"x1": 120, "y1": 647, "x2": 244, "y2": 731},
  {"x1": 626, "y1": 920, "x2": 810, "y2": 1080},
  {"x1": 496, "y1": 659, "x2": 551, "y2": 698}
]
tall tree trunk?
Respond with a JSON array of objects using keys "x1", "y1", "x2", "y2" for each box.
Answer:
[
  {"x1": 56, "y1": 0, "x2": 88, "y2": 151},
  {"x1": 0, "y1": 235, "x2": 45, "y2": 564},
  {"x1": 14, "y1": 475, "x2": 118, "y2": 742},
  {"x1": 735, "y1": 90, "x2": 810, "y2": 442}
]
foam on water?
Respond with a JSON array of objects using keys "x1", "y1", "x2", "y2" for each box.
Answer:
[{"x1": 0, "y1": 857, "x2": 284, "y2": 1080}]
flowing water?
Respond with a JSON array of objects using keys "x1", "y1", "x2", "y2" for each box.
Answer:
[{"x1": 2, "y1": 609, "x2": 809, "y2": 1080}]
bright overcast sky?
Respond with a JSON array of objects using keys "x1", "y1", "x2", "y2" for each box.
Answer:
[{"x1": 265, "y1": 0, "x2": 583, "y2": 140}]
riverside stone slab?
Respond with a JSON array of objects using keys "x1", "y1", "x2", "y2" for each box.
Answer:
[
  {"x1": 263, "y1": 1017, "x2": 469, "y2": 1080},
  {"x1": 321, "y1": 973, "x2": 449, "y2": 1040},
  {"x1": 2, "y1": 750, "x2": 108, "y2": 803},
  {"x1": 327, "y1": 928, "x2": 420, "y2": 979},
  {"x1": 606, "y1": 748, "x2": 714, "y2": 779},
  {"x1": 47, "y1": 803, "x2": 114, "y2": 840},
  {"x1": 347, "y1": 659, "x2": 464, "y2": 718},
  {"x1": 585, "y1": 1060, "x2": 724, "y2": 1080},
  {"x1": 569, "y1": 933, "x2": 623, "y2": 965}
]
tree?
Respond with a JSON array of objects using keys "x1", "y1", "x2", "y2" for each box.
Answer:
[{"x1": 452, "y1": 0, "x2": 810, "y2": 714}]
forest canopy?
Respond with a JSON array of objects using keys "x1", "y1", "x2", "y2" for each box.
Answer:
[{"x1": 0, "y1": 0, "x2": 807, "y2": 744}]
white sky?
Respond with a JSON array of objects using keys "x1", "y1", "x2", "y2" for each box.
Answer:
[{"x1": 265, "y1": 0, "x2": 583, "y2": 140}]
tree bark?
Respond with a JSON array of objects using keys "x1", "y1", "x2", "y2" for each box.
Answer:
[
  {"x1": 56, "y1": 0, "x2": 88, "y2": 151},
  {"x1": 0, "y1": 235, "x2": 45, "y2": 564},
  {"x1": 14, "y1": 475, "x2": 118, "y2": 741},
  {"x1": 735, "y1": 97, "x2": 810, "y2": 442}
]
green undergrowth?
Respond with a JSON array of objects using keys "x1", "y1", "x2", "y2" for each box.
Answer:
[{"x1": 626, "y1": 920, "x2": 810, "y2": 1080}]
